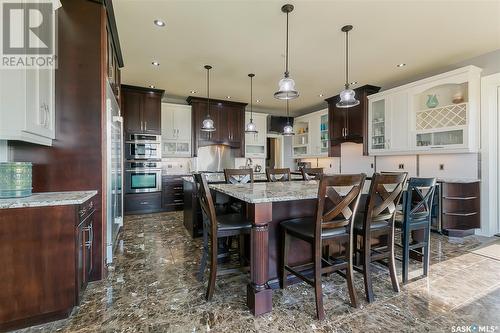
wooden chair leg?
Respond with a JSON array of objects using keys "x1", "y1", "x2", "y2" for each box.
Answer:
[
  {"x1": 238, "y1": 233, "x2": 245, "y2": 267},
  {"x1": 388, "y1": 228, "x2": 400, "y2": 293},
  {"x1": 197, "y1": 223, "x2": 209, "y2": 282},
  {"x1": 314, "y1": 244, "x2": 325, "y2": 320},
  {"x1": 362, "y1": 235, "x2": 375, "y2": 303},
  {"x1": 423, "y1": 227, "x2": 430, "y2": 277},
  {"x1": 345, "y1": 238, "x2": 358, "y2": 308},
  {"x1": 206, "y1": 234, "x2": 218, "y2": 301},
  {"x1": 402, "y1": 224, "x2": 410, "y2": 284},
  {"x1": 281, "y1": 229, "x2": 290, "y2": 289}
]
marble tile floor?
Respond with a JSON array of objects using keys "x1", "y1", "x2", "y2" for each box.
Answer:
[{"x1": 14, "y1": 212, "x2": 500, "y2": 333}]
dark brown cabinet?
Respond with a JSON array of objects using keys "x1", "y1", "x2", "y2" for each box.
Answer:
[
  {"x1": 162, "y1": 175, "x2": 186, "y2": 211},
  {"x1": 0, "y1": 196, "x2": 96, "y2": 331},
  {"x1": 187, "y1": 97, "x2": 246, "y2": 156},
  {"x1": 440, "y1": 181, "x2": 480, "y2": 237},
  {"x1": 325, "y1": 85, "x2": 380, "y2": 157},
  {"x1": 124, "y1": 192, "x2": 162, "y2": 215},
  {"x1": 121, "y1": 85, "x2": 164, "y2": 135}
]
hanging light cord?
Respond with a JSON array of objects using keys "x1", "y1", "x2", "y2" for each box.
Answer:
[
  {"x1": 345, "y1": 29, "x2": 349, "y2": 89},
  {"x1": 250, "y1": 75, "x2": 253, "y2": 121},
  {"x1": 206, "y1": 66, "x2": 211, "y2": 117},
  {"x1": 285, "y1": 10, "x2": 289, "y2": 78},
  {"x1": 286, "y1": 99, "x2": 290, "y2": 123}
]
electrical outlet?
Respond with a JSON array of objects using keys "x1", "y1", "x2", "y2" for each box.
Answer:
[
  {"x1": 370, "y1": 163, "x2": 374, "y2": 169},
  {"x1": 398, "y1": 163, "x2": 404, "y2": 169},
  {"x1": 439, "y1": 164, "x2": 444, "y2": 171}
]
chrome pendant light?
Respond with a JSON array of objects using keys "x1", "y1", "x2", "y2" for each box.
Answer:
[
  {"x1": 201, "y1": 65, "x2": 216, "y2": 132},
  {"x1": 245, "y1": 73, "x2": 258, "y2": 134},
  {"x1": 274, "y1": 4, "x2": 299, "y2": 100},
  {"x1": 336, "y1": 25, "x2": 360, "y2": 108},
  {"x1": 282, "y1": 100, "x2": 294, "y2": 136}
]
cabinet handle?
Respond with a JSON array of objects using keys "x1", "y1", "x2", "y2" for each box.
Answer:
[
  {"x1": 140, "y1": 201, "x2": 149, "y2": 205},
  {"x1": 144, "y1": 121, "x2": 147, "y2": 131},
  {"x1": 84, "y1": 224, "x2": 93, "y2": 248}
]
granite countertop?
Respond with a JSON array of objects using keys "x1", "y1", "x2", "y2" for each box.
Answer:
[
  {"x1": 436, "y1": 178, "x2": 480, "y2": 183},
  {"x1": 0, "y1": 190, "x2": 98, "y2": 209},
  {"x1": 209, "y1": 180, "x2": 321, "y2": 204},
  {"x1": 182, "y1": 172, "x2": 303, "y2": 183}
]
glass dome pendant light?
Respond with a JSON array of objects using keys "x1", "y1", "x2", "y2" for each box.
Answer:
[
  {"x1": 201, "y1": 65, "x2": 216, "y2": 132},
  {"x1": 245, "y1": 73, "x2": 258, "y2": 134},
  {"x1": 282, "y1": 100, "x2": 295, "y2": 136},
  {"x1": 274, "y1": 4, "x2": 299, "y2": 100},
  {"x1": 336, "y1": 25, "x2": 360, "y2": 108}
]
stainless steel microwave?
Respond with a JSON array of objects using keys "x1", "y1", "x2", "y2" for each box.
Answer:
[{"x1": 125, "y1": 134, "x2": 161, "y2": 160}]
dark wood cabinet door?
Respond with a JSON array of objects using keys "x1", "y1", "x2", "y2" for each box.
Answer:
[
  {"x1": 122, "y1": 90, "x2": 143, "y2": 133},
  {"x1": 142, "y1": 93, "x2": 161, "y2": 134},
  {"x1": 76, "y1": 222, "x2": 85, "y2": 300}
]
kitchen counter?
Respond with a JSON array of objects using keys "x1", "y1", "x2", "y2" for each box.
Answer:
[
  {"x1": 182, "y1": 172, "x2": 303, "y2": 183},
  {"x1": 0, "y1": 190, "x2": 98, "y2": 209},
  {"x1": 209, "y1": 180, "x2": 323, "y2": 204}
]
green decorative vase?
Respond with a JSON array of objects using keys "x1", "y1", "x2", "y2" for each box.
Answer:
[
  {"x1": 0, "y1": 162, "x2": 33, "y2": 198},
  {"x1": 426, "y1": 94, "x2": 439, "y2": 108}
]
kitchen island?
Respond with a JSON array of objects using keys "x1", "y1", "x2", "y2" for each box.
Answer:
[{"x1": 209, "y1": 181, "x2": 324, "y2": 316}]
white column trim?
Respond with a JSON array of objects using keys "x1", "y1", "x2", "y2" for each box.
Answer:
[
  {"x1": 0, "y1": 141, "x2": 8, "y2": 162},
  {"x1": 478, "y1": 73, "x2": 500, "y2": 236}
]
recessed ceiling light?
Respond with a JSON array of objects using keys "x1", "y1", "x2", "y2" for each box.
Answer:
[
  {"x1": 318, "y1": 94, "x2": 324, "y2": 97},
  {"x1": 226, "y1": 96, "x2": 231, "y2": 99},
  {"x1": 152, "y1": 61, "x2": 160, "y2": 66},
  {"x1": 149, "y1": 85, "x2": 155, "y2": 88},
  {"x1": 154, "y1": 19, "x2": 166, "y2": 27},
  {"x1": 397, "y1": 63, "x2": 406, "y2": 68},
  {"x1": 350, "y1": 81, "x2": 358, "y2": 85},
  {"x1": 190, "y1": 90, "x2": 197, "y2": 94},
  {"x1": 256, "y1": 99, "x2": 261, "y2": 103}
]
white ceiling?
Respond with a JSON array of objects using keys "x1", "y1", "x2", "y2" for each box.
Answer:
[{"x1": 114, "y1": 0, "x2": 500, "y2": 116}]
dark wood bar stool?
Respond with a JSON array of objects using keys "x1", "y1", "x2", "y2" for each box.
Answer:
[
  {"x1": 399, "y1": 177, "x2": 437, "y2": 283},
  {"x1": 266, "y1": 168, "x2": 291, "y2": 182},
  {"x1": 354, "y1": 172, "x2": 407, "y2": 303},
  {"x1": 224, "y1": 168, "x2": 254, "y2": 184},
  {"x1": 193, "y1": 173, "x2": 251, "y2": 301},
  {"x1": 223, "y1": 168, "x2": 253, "y2": 213},
  {"x1": 301, "y1": 168, "x2": 324, "y2": 180},
  {"x1": 280, "y1": 174, "x2": 366, "y2": 320}
]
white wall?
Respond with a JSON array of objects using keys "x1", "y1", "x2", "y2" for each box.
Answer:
[
  {"x1": 376, "y1": 155, "x2": 418, "y2": 177},
  {"x1": 340, "y1": 143, "x2": 375, "y2": 175},
  {"x1": 299, "y1": 157, "x2": 340, "y2": 174}
]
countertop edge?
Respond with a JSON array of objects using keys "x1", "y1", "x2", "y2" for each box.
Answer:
[{"x1": 0, "y1": 190, "x2": 98, "y2": 210}]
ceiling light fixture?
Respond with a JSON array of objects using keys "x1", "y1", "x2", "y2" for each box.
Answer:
[
  {"x1": 149, "y1": 85, "x2": 155, "y2": 88},
  {"x1": 190, "y1": 90, "x2": 197, "y2": 94},
  {"x1": 282, "y1": 100, "x2": 295, "y2": 136},
  {"x1": 201, "y1": 65, "x2": 215, "y2": 132},
  {"x1": 153, "y1": 19, "x2": 165, "y2": 27},
  {"x1": 350, "y1": 81, "x2": 358, "y2": 85},
  {"x1": 318, "y1": 94, "x2": 324, "y2": 97},
  {"x1": 274, "y1": 4, "x2": 299, "y2": 100},
  {"x1": 336, "y1": 25, "x2": 359, "y2": 108},
  {"x1": 245, "y1": 73, "x2": 258, "y2": 134},
  {"x1": 256, "y1": 99, "x2": 261, "y2": 103},
  {"x1": 152, "y1": 61, "x2": 160, "y2": 66},
  {"x1": 397, "y1": 63, "x2": 406, "y2": 68},
  {"x1": 226, "y1": 96, "x2": 231, "y2": 99}
]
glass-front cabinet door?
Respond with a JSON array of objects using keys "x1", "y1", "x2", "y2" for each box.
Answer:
[
  {"x1": 370, "y1": 98, "x2": 388, "y2": 151},
  {"x1": 320, "y1": 114, "x2": 329, "y2": 155}
]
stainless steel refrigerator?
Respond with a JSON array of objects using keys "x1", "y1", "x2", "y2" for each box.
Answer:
[{"x1": 105, "y1": 82, "x2": 123, "y2": 264}]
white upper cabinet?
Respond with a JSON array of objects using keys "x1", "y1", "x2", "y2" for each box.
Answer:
[
  {"x1": 368, "y1": 65, "x2": 481, "y2": 155},
  {"x1": 161, "y1": 103, "x2": 192, "y2": 157},
  {"x1": 244, "y1": 112, "x2": 267, "y2": 158},
  {"x1": 292, "y1": 109, "x2": 328, "y2": 158},
  {"x1": 0, "y1": 67, "x2": 55, "y2": 146}
]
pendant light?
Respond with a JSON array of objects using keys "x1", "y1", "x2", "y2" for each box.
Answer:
[
  {"x1": 336, "y1": 25, "x2": 360, "y2": 108},
  {"x1": 245, "y1": 73, "x2": 258, "y2": 134},
  {"x1": 274, "y1": 4, "x2": 299, "y2": 100},
  {"x1": 201, "y1": 65, "x2": 215, "y2": 132},
  {"x1": 282, "y1": 100, "x2": 294, "y2": 136}
]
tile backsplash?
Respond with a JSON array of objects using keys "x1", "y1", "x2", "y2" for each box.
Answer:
[
  {"x1": 161, "y1": 158, "x2": 192, "y2": 175},
  {"x1": 0, "y1": 141, "x2": 7, "y2": 162},
  {"x1": 375, "y1": 155, "x2": 418, "y2": 177},
  {"x1": 298, "y1": 157, "x2": 340, "y2": 174},
  {"x1": 419, "y1": 153, "x2": 479, "y2": 179}
]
